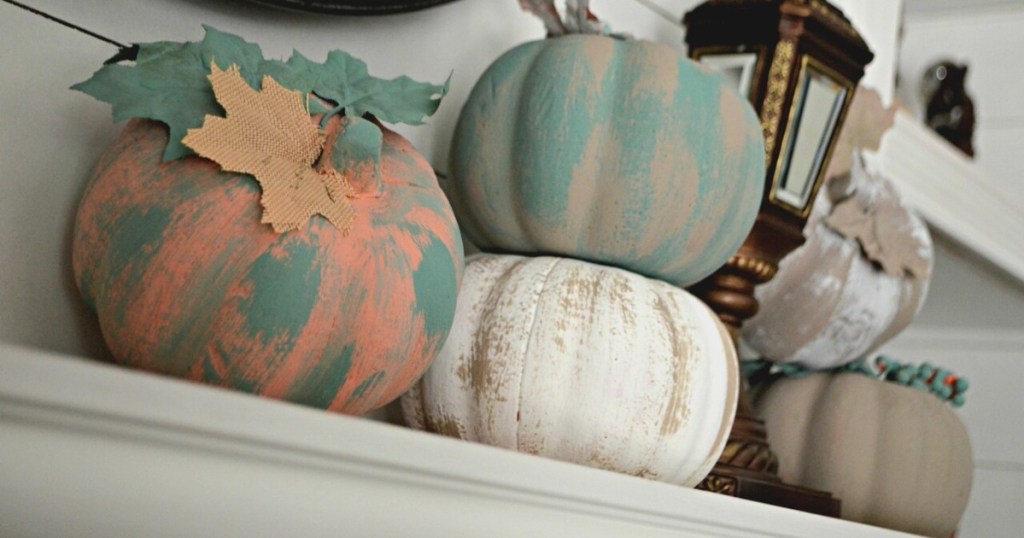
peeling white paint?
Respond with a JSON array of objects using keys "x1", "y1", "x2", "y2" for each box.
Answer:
[{"x1": 402, "y1": 254, "x2": 737, "y2": 487}]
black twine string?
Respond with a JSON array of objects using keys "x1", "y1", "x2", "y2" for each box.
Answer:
[{"x1": 2, "y1": 0, "x2": 128, "y2": 49}]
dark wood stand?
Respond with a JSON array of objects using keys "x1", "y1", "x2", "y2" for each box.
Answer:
[
  {"x1": 695, "y1": 388, "x2": 839, "y2": 516},
  {"x1": 682, "y1": 0, "x2": 875, "y2": 517},
  {"x1": 689, "y1": 214, "x2": 840, "y2": 517}
]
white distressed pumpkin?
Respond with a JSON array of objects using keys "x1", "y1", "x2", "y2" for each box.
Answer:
[
  {"x1": 754, "y1": 372, "x2": 972, "y2": 537},
  {"x1": 742, "y1": 153, "x2": 933, "y2": 369},
  {"x1": 401, "y1": 254, "x2": 738, "y2": 486}
]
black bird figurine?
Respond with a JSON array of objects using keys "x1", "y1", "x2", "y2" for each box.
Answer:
[{"x1": 921, "y1": 60, "x2": 976, "y2": 158}]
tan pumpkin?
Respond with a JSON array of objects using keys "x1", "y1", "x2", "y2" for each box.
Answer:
[
  {"x1": 402, "y1": 253, "x2": 738, "y2": 486},
  {"x1": 743, "y1": 154, "x2": 933, "y2": 369},
  {"x1": 754, "y1": 372, "x2": 973, "y2": 537}
]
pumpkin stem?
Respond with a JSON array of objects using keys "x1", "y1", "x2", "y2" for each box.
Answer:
[
  {"x1": 519, "y1": 0, "x2": 628, "y2": 38},
  {"x1": 319, "y1": 103, "x2": 346, "y2": 130},
  {"x1": 318, "y1": 114, "x2": 385, "y2": 198}
]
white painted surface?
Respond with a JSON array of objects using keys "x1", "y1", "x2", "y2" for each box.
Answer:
[
  {"x1": 913, "y1": 233, "x2": 1024, "y2": 331},
  {"x1": 904, "y1": 0, "x2": 1024, "y2": 16},
  {"x1": 958, "y1": 468, "x2": 1024, "y2": 538},
  {"x1": 898, "y1": 4, "x2": 1024, "y2": 205},
  {"x1": 0, "y1": 2, "x2": 118, "y2": 360},
  {"x1": 0, "y1": 344, "x2": 918, "y2": 537}
]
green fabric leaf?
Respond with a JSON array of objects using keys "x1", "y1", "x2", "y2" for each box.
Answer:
[
  {"x1": 72, "y1": 26, "x2": 267, "y2": 162},
  {"x1": 263, "y1": 50, "x2": 372, "y2": 108},
  {"x1": 264, "y1": 50, "x2": 449, "y2": 126},
  {"x1": 348, "y1": 72, "x2": 451, "y2": 126},
  {"x1": 72, "y1": 26, "x2": 448, "y2": 163},
  {"x1": 334, "y1": 115, "x2": 383, "y2": 196}
]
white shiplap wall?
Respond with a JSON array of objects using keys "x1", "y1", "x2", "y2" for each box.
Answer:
[
  {"x1": 898, "y1": 3, "x2": 1024, "y2": 206},
  {"x1": 0, "y1": 1, "x2": 1019, "y2": 536},
  {"x1": 892, "y1": 10, "x2": 1024, "y2": 535}
]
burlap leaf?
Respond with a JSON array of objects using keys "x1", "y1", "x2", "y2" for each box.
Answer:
[
  {"x1": 826, "y1": 196, "x2": 887, "y2": 269},
  {"x1": 72, "y1": 26, "x2": 266, "y2": 162},
  {"x1": 824, "y1": 159, "x2": 930, "y2": 278},
  {"x1": 873, "y1": 202, "x2": 933, "y2": 278},
  {"x1": 824, "y1": 88, "x2": 896, "y2": 181},
  {"x1": 182, "y1": 63, "x2": 355, "y2": 233}
]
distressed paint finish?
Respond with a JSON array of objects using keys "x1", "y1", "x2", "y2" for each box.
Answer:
[
  {"x1": 401, "y1": 254, "x2": 738, "y2": 487},
  {"x1": 72, "y1": 119, "x2": 463, "y2": 415},
  {"x1": 743, "y1": 160, "x2": 933, "y2": 369},
  {"x1": 448, "y1": 35, "x2": 765, "y2": 288},
  {"x1": 754, "y1": 373, "x2": 972, "y2": 537}
]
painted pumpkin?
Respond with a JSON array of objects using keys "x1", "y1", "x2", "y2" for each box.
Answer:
[
  {"x1": 754, "y1": 372, "x2": 972, "y2": 537},
  {"x1": 447, "y1": 35, "x2": 765, "y2": 288},
  {"x1": 73, "y1": 119, "x2": 463, "y2": 415},
  {"x1": 743, "y1": 154, "x2": 933, "y2": 369},
  {"x1": 401, "y1": 254, "x2": 738, "y2": 486}
]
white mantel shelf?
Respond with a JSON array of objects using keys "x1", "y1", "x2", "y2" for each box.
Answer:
[
  {"x1": 0, "y1": 344, "x2": 917, "y2": 538},
  {"x1": 878, "y1": 109, "x2": 1024, "y2": 285}
]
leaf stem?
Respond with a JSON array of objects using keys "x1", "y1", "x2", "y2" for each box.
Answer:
[{"x1": 319, "y1": 104, "x2": 346, "y2": 129}]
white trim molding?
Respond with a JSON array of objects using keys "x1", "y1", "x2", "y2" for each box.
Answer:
[
  {"x1": 0, "y1": 344, "x2": 918, "y2": 537},
  {"x1": 876, "y1": 110, "x2": 1024, "y2": 286}
]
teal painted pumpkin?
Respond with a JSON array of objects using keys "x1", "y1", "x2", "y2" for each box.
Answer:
[
  {"x1": 448, "y1": 35, "x2": 765, "y2": 287},
  {"x1": 72, "y1": 119, "x2": 463, "y2": 415}
]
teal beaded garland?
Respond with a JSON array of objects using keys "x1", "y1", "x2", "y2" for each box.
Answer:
[{"x1": 743, "y1": 355, "x2": 968, "y2": 407}]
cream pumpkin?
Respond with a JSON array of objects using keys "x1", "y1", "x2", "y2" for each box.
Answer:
[
  {"x1": 742, "y1": 154, "x2": 933, "y2": 369},
  {"x1": 754, "y1": 372, "x2": 972, "y2": 537},
  {"x1": 401, "y1": 254, "x2": 738, "y2": 486}
]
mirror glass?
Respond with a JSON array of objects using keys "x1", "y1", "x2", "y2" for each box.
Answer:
[
  {"x1": 699, "y1": 52, "x2": 758, "y2": 99},
  {"x1": 774, "y1": 65, "x2": 847, "y2": 211}
]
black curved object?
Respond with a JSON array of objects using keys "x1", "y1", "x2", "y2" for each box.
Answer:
[{"x1": 246, "y1": 0, "x2": 460, "y2": 15}]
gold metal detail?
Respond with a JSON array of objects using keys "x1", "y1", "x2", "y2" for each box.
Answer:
[
  {"x1": 807, "y1": 0, "x2": 859, "y2": 38},
  {"x1": 724, "y1": 255, "x2": 778, "y2": 283},
  {"x1": 759, "y1": 40, "x2": 795, "y2": 165},
  {"x1": 781, "y1": 0, "x2": 858, "y2": 37},
  {"x1": 698, "y1": 475, "x2": 738, "y2": 496},
  {"x1": 767, "y1": 55, "x2": 856, "y2": 219},
  {"x1": 717, "y1": 438, "x2": 780, "y2": 473}
]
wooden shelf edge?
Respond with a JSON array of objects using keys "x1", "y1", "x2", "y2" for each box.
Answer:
[
  {"x1": 876, "y1": 109, "x2": 1024, "y2": 286},
  {"x1": 0, "y1": 344, "x2": 917, "y2": 537}
]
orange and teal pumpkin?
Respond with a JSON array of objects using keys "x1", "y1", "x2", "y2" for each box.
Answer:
[
  {"x1": 72, "y1": 119, "x2": 463, "y2": 415},
  {"x1": 448, "y1": 35, "x2": 765, "y2": 287}
]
